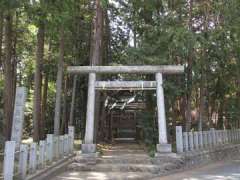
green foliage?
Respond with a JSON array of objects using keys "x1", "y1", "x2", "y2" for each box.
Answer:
[
  {"x1": 101, "y1": 0, "x2": 109, "y2": 9},
  {"x1": 137, "y1": 111, "x2": 157, "y2": 154},
  {"x1": 109, "y1": 0, "x2": 240, "y2": 132},
  {"x1": 1, "y1": 0, "x2": 240, "y2": 143}
]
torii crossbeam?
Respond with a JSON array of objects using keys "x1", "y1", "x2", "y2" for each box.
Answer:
[{"x1": 67, "y1": 65, "x2": 185, "y2": 155}]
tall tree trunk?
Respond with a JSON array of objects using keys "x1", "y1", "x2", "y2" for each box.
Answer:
[
  {"x1": 69, "y1": 75, "x2": 77, "y2": 125},
  {"x1": 185, "y1": 0, "x2": 193, "y2": 132},
  {"x1": 199, "y1": 1, "x2": 209, "y2": 131},
  {"x1": 33, "y1": 21, "x2": 45, "y2": 141},
  {"x1": 54, "y1": 26, "x2": 64, "y2": 135},
  {"x1": 0, "y1": 11, "x2": 2, "y2": 104},
  {"x1": 40, "y1": 41, "x2": 52, "y2": 137},
  {"x1": 217, "y1": 99, "x2": 224, "y2": 129},
  {"x1": 40, "y1": 73, "x2": 48, "y2": 139},
  {"x1": 3, "y1": 12, "x2": 15, "y2": 140},
  {"x1": 199, "y1": 74, "x2": 205, "y2": 130},
  {"x1": 237, "y1": 60, "x2": 240, "y2": 129},
  {"x1": 12, "y1": 11, "x2": 19, "y2": 98},
  {"x1": 91, "y1": 0, "x2": 103, "y2": 65},
  {"x1": 90, "y1": 0, "x2": 104, "y2": 142},
  {"x1": 61, "y1": 76, "x2": 68, "y2": 134},
  {"x1": 0, "y1": 11, "x2": 3, "y2": 70}
]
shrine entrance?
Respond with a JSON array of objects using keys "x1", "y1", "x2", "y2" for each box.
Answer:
[
  {"x1": 111, "y1": 110, "x2": 137, "y2": 141},
  {"x1": 67, "y1": 65, "x2": 184, "y2": 155}
]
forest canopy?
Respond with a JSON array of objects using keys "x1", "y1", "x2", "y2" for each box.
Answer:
[{"x1": 0, "y1": 0, "x2": 240, "y2": 147}]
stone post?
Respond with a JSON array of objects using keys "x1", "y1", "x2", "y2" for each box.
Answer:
[
  {"x1": 234, "y1": 129, "x2": 237, "y2": 142},
  {"x1": 221, "y1": 130, "x2": 225, "y2": 144},
  {"x1": 210, "y1": 128, "x2": 216, "y2": 147},
  {"x1": 194, "y1": 132, "x2": 199, "y2": 150},
  {"x1": 54, "y1": 136, "x2": 59, "y2": 159},
  {"x1": 46, "y1": 134, "x2": 53, "y2": 162},
  {"x1": 183, "y1": 132, "x2": 189, "y2": 152},
  {"x1": 59, "y1": 136, "x2": 64, "y2": 157},
  {"x1": 155, "y1": 73, "x2": 171, "y2": 153},
  {"x1": 82, "y1": 73, "x2": 97, "y2": 153},
  {"x1": 216, "y1": 130, "x2": 221, "y2": 145},
  {"x1": 3, "y1": 141, "x2": 16, "y2": 180},
  {"x1": 11, "y1": 87, "x2": 27, "y2": 148},
  {"x1": 203, "y1": 131, "x2": 208, "y2": 148},
  {"x1": 38, "y1": 140, "x2": 45, "y2": 168},
  {"x1": 19, "y1": 144, "x2": 28, "y2": 180},
  {"x1": 230, "y1": 130, "x2": 233, "y2": 142},
  {"x1": 29, "y1": 142, "x2": 37, "y2": 174},
  {"x1": 224, "y1": 130, "x2": 228, "y2": 144},
  {"x1": 198, "y1": 131, "x2": 203, "y2": 149},
  {"x1": 237, "y1": 129, "x2": 239, "y2": 141},
  {"x1": 68, "y1": 126, "x2": 75, "y2": 153},
  {"x1": 176, "y1": 126, "x2": 183, "y2": 153},
  {"x1": 189, "y1": 132, "x2": 194, "y2": 151},
  {"x1": 207, "y1": 131, "x2": 212, "y2": 148},
  {"x1": 227, "y1": 130, "x2": 230, "y2": 143}
]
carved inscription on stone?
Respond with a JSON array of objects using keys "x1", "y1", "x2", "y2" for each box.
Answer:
[{"x1": 11, "y1": 87, "x2": 27, "y2": 147}]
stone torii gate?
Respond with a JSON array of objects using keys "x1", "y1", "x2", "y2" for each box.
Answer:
[{"x1": 67, "y1": 65, "x2": 184, "y2": 154}]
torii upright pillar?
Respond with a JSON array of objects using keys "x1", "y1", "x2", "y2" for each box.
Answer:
[
  {"x1": 81, "y1": 73, "x2": 97, "y2": 153},
  {"x1": 155, "y1": 73, "x2": 172, "y2": 154}
]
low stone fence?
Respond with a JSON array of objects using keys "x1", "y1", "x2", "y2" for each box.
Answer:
[
  {"x1": 2, "y1": 126, "x2": 74, "y2": 180},
  {"x1": 182, "y1": 144, "x2": 240, "y2": 168},
  {"x1": 175, "y1": 126, "x2": 240, "y2": 168},
  {"x1": 175, "y1": 126, "x2": 240, "y2": 153}
]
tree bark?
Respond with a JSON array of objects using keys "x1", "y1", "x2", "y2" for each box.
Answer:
[
  {"x1": 61, "y1": 76, "x2": 68, "y2": 134},
  {"x1": 91, "y1": 0, "x2": 103, "y2": 66},
  {"x1": 199, "y1": 1, "x2": 209, "y2": 131},
  {"x1": 185, "y1": 0, "x2": 193, "y2": 132},
  {"x1": 40, "y1": 73, "x2": 48, "y2": 139},
  {"x1": 54, "y1": 26, "x2": 64, "y2": 135},
  {"x1": 40, "y1": 41, "x2": 52, "y2": 138},
  {"x1": 3, "y1": 12, "x2": 15, "y2": 140},
  {"x1": 33, "y1": 21, "x2": 45, "y2": 141},
  {"x1": 0, "y1": 11, "x2": 3, "y2": 70},
  {"x1": 90, "y1": 0, "x2": 104, "y2": 142},
  {"x1": 69, "y1": 75, "x2": 77, "y2": 125}
]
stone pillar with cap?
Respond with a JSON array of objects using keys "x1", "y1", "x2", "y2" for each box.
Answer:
[
  {"x1": 155, "y1": 73, "x2": 172, "y2": 154},
  {"x1": 81, "y1": 73, "x2": 97, "y2": 154}
]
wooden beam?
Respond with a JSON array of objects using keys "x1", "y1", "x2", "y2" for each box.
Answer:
[
  {"x1": 95, "y1": 81, "x2": 156, "y2": 90},
  {"x1": 67, "y1": 65, "x2": 184, "y2": 74}
]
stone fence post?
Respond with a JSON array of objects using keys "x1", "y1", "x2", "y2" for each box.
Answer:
[
  {"x1": 68, "y1": 126, "x2": 75, "y2": 153},
  {"x1": 39, "y1": 140, "x2": 46, "y2": 168},
  {"x1": 29, "y1": 142, "x2": 37, "y2": 174},
  {"x1": 199, "y1": 131, "x2": 203, "y2": 149},
  {"x1": 176, "y1": 126, "x2": 183, "y2": 153},
  {"x1": 210, "y1": 128, "x2": 216, "y2": 147},
  {"x1": 183, "y1": 132, "x2": 189, "y2": 152},
  {"x1": 19, "y1": 144, "x2": 28, "y2": 180},
  {"x1": 203, "y1": 131, "x2": 208, "y2": 148},
  {"x1": 3, "y1": 141, "x2": 16, "y2": 180},
  {"x1": 47, "y1": 134, "x2": 53, "y2": 163},
  {"x1": 189, "y1": 132, "x2": 194, "y2": 151},
  {"x1": 194, "y1": 132, "x2": 199, "y2": 150}
]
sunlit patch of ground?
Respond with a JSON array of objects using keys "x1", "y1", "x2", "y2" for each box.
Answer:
[
  {"x1": 154, "y1": 159, "x2": 240, "y2": 180},
  {"x1": 51, "y1": 172, "x2": 152, "y2": 180}
]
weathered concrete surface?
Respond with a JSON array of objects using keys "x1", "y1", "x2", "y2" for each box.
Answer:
[
  {"x1": 182, "y1": 144, "x2": 240, "y2": 167},
  {"x1": 49, "y1": 143, "x2": 240, "y2": 180},
  {"x1": 153, "y1": 159, "x2": 240, "y2": 180},
  {"x1": 67, "y1": 65, "x2": 184, "y2": 74},
  {"x1": 49, "y1": 143, "x2": 182, "y2": 180},
  {"x1": 95, "y1": 81, "x2": 157, "y2": 90},
  {"x1": 50, "y1": 172, "x2": 156, "y2": 180},
  {"x1": 26, "y1": 155, "x2": 75, "y2": 180}
]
